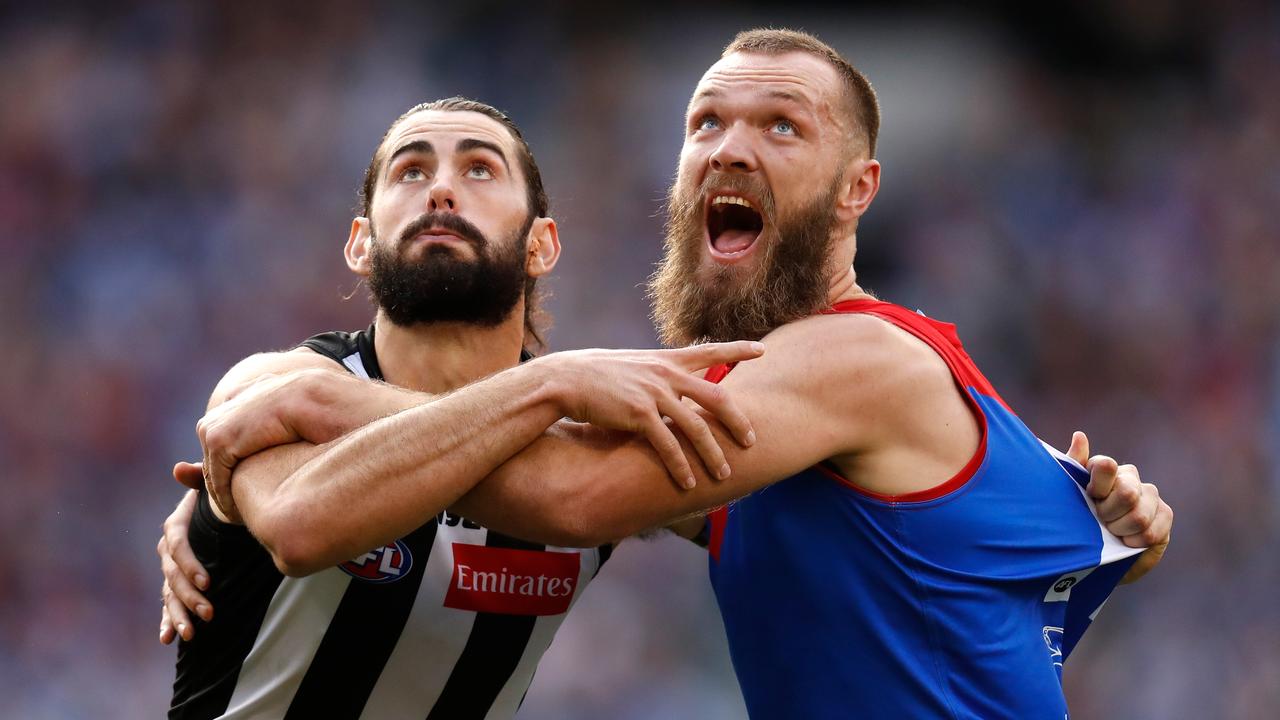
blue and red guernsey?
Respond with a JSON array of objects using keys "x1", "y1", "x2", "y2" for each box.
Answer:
[{"x1": 706, "y1": 299, "x2": 1142, "y2": 719}]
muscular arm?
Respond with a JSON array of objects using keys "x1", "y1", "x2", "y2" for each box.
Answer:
[
  {"x1": 217, "y1": 358, "x2": 565, "y2": 576},
  {"x1": 221, "y1": 315, "x2": 935, "y2": 551},
  {"x1": 202, "y1": 341, "x2": 762, "y2": 575},
  {"x1": 454, "y1": 315, "x2": 944, "y2": 545}
]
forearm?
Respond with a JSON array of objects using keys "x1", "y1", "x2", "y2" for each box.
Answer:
[
  {"x1": 453, "y1": 423, "x2": 739, "y2": 547},
  {"x1": 451, "y1": 329, "x2": 863, "y2": 546},
  {"x1": 233, "y1": 363, "x2": 568, "y2": 574}
]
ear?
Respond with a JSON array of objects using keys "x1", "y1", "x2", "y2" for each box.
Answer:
[
  {"x1": 524, "y1": 217, "x2": 560, "y2": 279},
  {"x1": 344, "y1": 217, "x2": 374, "y2": 277},
  {"x1": 835, "y1": 158, "x2": 880, "y2": 224}
]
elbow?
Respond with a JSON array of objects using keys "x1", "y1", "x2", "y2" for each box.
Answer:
[
  {"x1": 269, "y1": 538, "x2": 331, "y2": 578},
  {"x1": 253, "y1": 504, "x2": 334, "y2": 577},
  {"x1": 542, "y1": 481, "x2": 620, "y2": 548},
  {"x1": 546, "y1": 516, "x2": 610, "y2": 549}
]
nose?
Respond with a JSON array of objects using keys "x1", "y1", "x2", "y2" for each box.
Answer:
[
  {"x1": 709, "y1": 126, "x2": 758, "y2": 173},
  {"x1": 427, "y1": 177, "x2": 457, "y2": 212}
]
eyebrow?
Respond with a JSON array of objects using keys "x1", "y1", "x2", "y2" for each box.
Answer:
[
  {"x1": 764, "y1": 89, "x2": 805, "y2": 104},
  {"x1": 386, "y1": 139, "x2": 434, "y2": 169},
  {"x1": 691, "y1": 87, "x2": 808, "y2": 105},
  {"x1": 456, "y1": 138, "x2": 510, "y2": 170}
]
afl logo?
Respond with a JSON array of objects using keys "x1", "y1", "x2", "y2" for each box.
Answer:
[
  {"x1": 1053, "y1": 577, "x2": 1078, "y2": 593},
  {"x1": 340, "y1": 540, "x2": 413, "y2": 583}
]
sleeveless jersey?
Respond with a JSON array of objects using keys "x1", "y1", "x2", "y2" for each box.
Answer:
[
  {"x1": 706, "y1": 299, "x2": 1142, "y2": 719},
  {"x1": 171, "y1": 325, "x2": 612, "y2": 719}
]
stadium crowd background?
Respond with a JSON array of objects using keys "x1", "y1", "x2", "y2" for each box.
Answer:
[{"x1": 1, "y1": 2, "x2": 1276, "y2": 718}]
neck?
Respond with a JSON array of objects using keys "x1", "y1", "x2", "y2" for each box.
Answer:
[
  {"x1": 826, "y1": 264, "x2": 872, "y2": 307},
  {"x1": 372, "y1": 306, "x2": 527, "y2": 394},
  {"x1": 824, "y1": 230, "x2": 873, "y2": 307}
]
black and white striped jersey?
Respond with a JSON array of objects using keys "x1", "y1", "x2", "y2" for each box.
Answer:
[{"x1": 170, "y1": 326, "x2": 612, "y2": 719}]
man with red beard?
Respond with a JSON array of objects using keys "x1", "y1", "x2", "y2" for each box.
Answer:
[{"x1": 162, "y1": 31, "x2": 1171, "y2": 718}]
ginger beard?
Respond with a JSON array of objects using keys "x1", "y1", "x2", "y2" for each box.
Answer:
[
  {"x1": 368, "y1": 211, "x2": 533, "y2": 328},
  {"x1": 649, "y1": 171, "x2": 841, "y2": 346}
]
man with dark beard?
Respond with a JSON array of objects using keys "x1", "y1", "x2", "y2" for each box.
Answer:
[
  {"x1": 163, "y1": 33, "x2": 1173, "y2": 719},
  {"x1": 162, "y1": 96, "x2": 764, "y2": 719}
]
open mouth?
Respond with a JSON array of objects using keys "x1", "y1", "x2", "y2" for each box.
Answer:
[{"x1": 706, "y1": 194, "x2": 764, "y2": 259}]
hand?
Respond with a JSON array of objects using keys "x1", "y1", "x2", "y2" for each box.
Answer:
[
  {"x1": 540, "y1": 341, "x2": 765, "y2": 489},
  {"x1": 158, "y1": 489, "x2": 212, "y2": 644},
  {"x1": 1066, "y1": 431, "x2": 1172, "y2": 584},
  {"x1": 196, "y1": 369, "x2": 410, "y2": 520},
  {"x1": 174, "y1": 461, "x2": 202, "y2": 491}
]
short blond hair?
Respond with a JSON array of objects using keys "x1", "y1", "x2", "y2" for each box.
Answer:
[{"x1": 724, "y1": 28, "x2": 880, "y2": 157}]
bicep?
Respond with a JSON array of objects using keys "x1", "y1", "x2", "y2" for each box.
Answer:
[
  {"x1": 207, "y1": 348, "x2": 336, "y2": 410},
  {"x1": 457, "y1": 332, "x2": 860, "y2": 543}
]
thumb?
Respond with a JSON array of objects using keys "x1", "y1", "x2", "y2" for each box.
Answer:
[
  {"x1": 173, "y1": 461, "x2": 204, "y2": 490},
  {"x1": 1067, "y1": 431, "x2": 1089, "y2": 466}
]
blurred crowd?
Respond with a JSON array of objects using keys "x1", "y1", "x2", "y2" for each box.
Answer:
[{"x1": 1, "y1": 2, "x2": 1276, "y2": 718}]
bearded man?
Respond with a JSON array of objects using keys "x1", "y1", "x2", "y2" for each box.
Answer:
[
  {"x1": 162, "y1": 96, "x2": 763, "y2": 719},
  {"x1": 161, "y1": 31, "x2": 1172, "y2": 719}
]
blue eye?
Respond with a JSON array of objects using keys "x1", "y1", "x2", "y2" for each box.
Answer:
[
  {"x1": 400, "y1": 167, "x2": 426, "y2": 182},
  {"x1": 697, "y1": 116, "x2": 721, "y2": 131},
  {"x1": 466, "y1": 164, "x2": 493, "y2": 180},
  {"x1": 773, "y1": 120, "x2": 796, "y2": 135}
]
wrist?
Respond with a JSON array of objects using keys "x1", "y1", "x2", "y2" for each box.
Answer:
[{"x1": 524, "y1": 355, "x2": 573, "y2": 419}]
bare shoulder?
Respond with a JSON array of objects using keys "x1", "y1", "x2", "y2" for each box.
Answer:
[
  {"x1": 724, "y1": 311, "x2": 962, "y2": 459},
  {"x1": 737, "y1": 312, "x2": 946, "y2": 392},
  {"x1": 209, "y1": 347, "x2": 339, "y2": 409}
]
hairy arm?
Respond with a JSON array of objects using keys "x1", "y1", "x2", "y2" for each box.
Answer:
[
  {"x1": 216, "y1": 360, "x2": 564, "y2": 576},
  {"x1": 452, "y1": 316, "x2": 910, "y2": 545},
  {"x1": 202, "y1": 341, "x2": 763, "y2": 575}
]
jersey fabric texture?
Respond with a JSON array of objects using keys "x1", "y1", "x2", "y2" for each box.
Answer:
[
  {"x1": 705, "y1": 299, "x2": 1142, "y2": 720},
  {"x1": 170, "y1": 325, "x2": 612, "y2": 719}
]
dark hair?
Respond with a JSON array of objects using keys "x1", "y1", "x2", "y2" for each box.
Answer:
[
  {"x1": 358, "y1": 97, "x2": 551, "y2": 351},
  {"x1": 724, "y1": 29, "x2": 880, "y2": 157}
]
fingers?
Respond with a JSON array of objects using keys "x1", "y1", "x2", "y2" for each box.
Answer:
[
  {"x1": 641, "y1": 413, "x2": 697, "y2": 490},
  {"x1": 672, "y1": 340, "x2": 765, "y2": 373},
  {"x1": 162, "y1": 540, "x2": 212, "y2": 622},
  {"x1": 659, "y1": 396, "x2": 730, "y2": 482},
  {"x1": 1084, "y1": 456, "x2": 1120, "y2": 503},
  {"x1": 675, "y1": 375, "x2": 756, "y2": 448},
  {"x1": 161, "y1": 545, "x2": 207, "y2": 627},
  {"x1": 160, "y1": 604, "x2": 176, "y2": 645},
  {"x1": 1120, "y1": 505, "x2": 1171, "y2": 583},
  {"x1": 1066, "y1": 431, "x2": 1089, "y2": 466},
  {"x1": 1147, "y1": 497, "x2": 1173, "y2": 548},
  {"x1": 1107, "y1": 481, "x2": 1158, "y2": 537},
  {"x1": 159, "y1": 491, "x2": 213, "y2": 643},
  {"x1": 164, "y1": 491, "x2": 212, "y2": 615},
  {"x1": 161, "y1": 577, "x2": 195, "y2": 642},
  {"x1": 199, "y1": 430, "x2": 239, "y2": 521},
  {"x1": 1113, "y1": 485, "x2": 1166, "y2": 547},
  {"x1": 173, "y1": 461, "x2": 204, "y2": 490}
]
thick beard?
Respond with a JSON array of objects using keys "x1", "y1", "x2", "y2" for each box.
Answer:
[
  {"x1": 368, "y1": 211, "x2": 533, "y2": 328},
  {"x1": 648, "y1": 175, "x2": 840, "y2": 346}
]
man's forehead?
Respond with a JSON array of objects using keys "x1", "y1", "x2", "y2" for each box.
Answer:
[
  {"x1": 383, "y1": 109, "x2": 516, "y2": 155},
  {"x1": 692, "y1": 51, "x2": 841, "y2": 111}
]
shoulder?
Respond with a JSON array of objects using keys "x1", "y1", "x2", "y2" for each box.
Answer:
[
  {"x1": 733, "y1": 312, "x2": 949, "y2": 395},
  {"x1": 722, "y1": 311, "x2": 961, "y2": 455},
  {"x1": 221, "y1": 347, "x2": 338, "y2": 384},
  {"x1": 209, "y1": 347, "x2": 342, "y2": 409}
]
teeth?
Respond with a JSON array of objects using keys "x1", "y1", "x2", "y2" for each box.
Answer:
[{"x1": 711, "y1": 195, "x2": 753, "y2": 209}]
